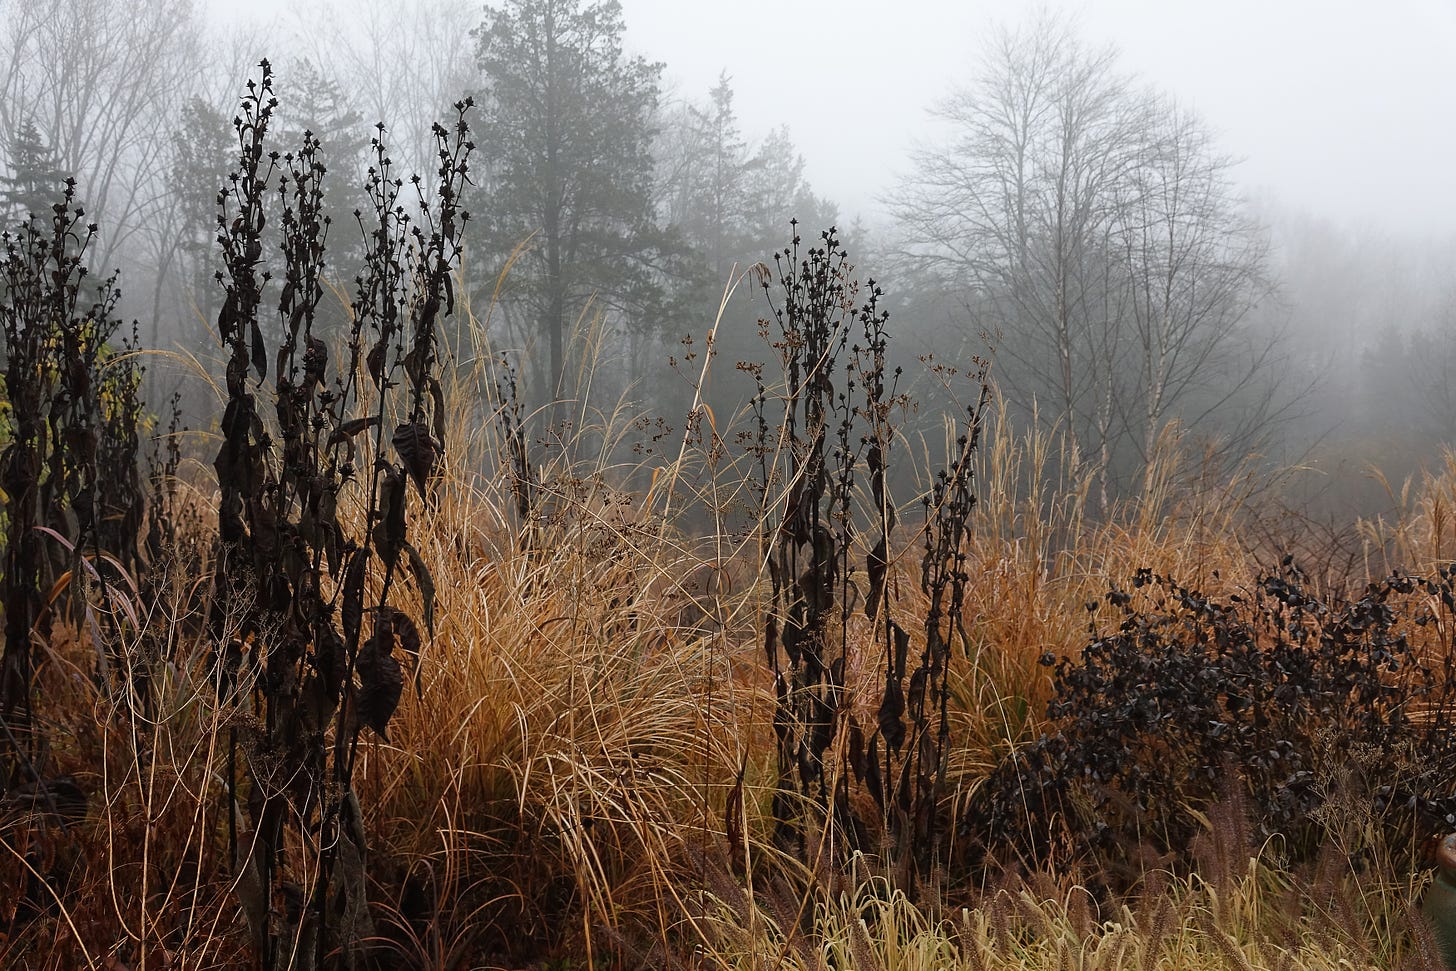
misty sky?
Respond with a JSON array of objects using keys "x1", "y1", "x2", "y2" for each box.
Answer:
[
  {"x1": 215, "y1": 0, "x2": 1456, "y2": 238},
  {"x1": 619, "y1": 0, "x2": 1456, "y2": 237}
]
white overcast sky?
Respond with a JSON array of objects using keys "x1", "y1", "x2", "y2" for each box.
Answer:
[
  {"x1": 213, "y1": 0, "x2": 1456, "y2": 238},
  {"x1": 618, "y1": 0, "x2": 1456, "y2": 237}
]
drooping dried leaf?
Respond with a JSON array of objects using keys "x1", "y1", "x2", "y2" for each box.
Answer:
[
  {"x1": 392, "y1": 421, "x2": 439, "y2": 496},
  {"x1": 725, "y1": 761, "x2": 746, "y2": 876},
  {"x1": 219, "y1": 290, "x2": 239, "y2": 343},
  {"x1": 781, "y1": 616, "x2": 803, "y2": 666},
  {"x1": 329, "y1": 417, "x2": 378, "y2": 446},
  {"x1": 250, "y1": 318, "x2": 267, "y2": 379},
  {"x1": 418, "y1": 293, "x2": 439, "y2": 337},
  {"x1": 907, "y1": 665, "x2": 928, "y2": 709},
  {"x1": 383, "y1": 605, "x2": 424, "y2": 696},
  {"x1": 891, "y1": 621, "x2": 909, "y2": 679},
  {"x1": 356, "y1": 627, "x2": 403, "y2": 740},
  {"x1": 366, "y1": 339, "x2": 387, "y2": 388},
  {"x1": 303, "y1": 335, "x2": 328, "y2": 389},
  {"x1": 865, "y1": 734, "x2": 884, "y2": 811},
  {"x1": 403, "y1": 539, "x2": 435, "y2": 639},
  {"x1": 374, "y1": 467, "x2": 406, "y2": 568},
  {"x1": 403, "y1": 345, "x2": 425, "y2": 388},
  {"x1": 341, "y1": 549, "x2": 368, "y2": 649},
  {"x1": 387, "y1": 608, "x2": 421, "y2": 666},
  {"x1": 878, "y1": 678, "x2": 905, "y2": 753},
  {"x1": 319, "y1": 486, "x2": 342, "y2": 575},
  {"x1": 866, "y1": 536, "x2": 888, "y2": 621},
  {"x1": 335, "y1": 797, "x2": 377, "y2": 961},
  {"x1": 315, "y1": 622, "x2": 348, "y2": 698},
  {"x1": 300, "y1": 672, "x2": 338, "y2": 733},
  {"x1": 428, "y1": 376, "x2": 446, "y2": 450}
]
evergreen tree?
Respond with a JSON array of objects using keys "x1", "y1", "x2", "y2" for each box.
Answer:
[
  {"x1": 659, "y1": 76, "x2": 837, "y2": 286},
  {"x1": 473, "y1": 0, "x2": 683, "y2": 401},
  {"x1": 277, "y1": 59, "x2": 369, "y2": 238},
  {"x1": 170, "y1": 97, "x2": 234, "y2": 323},
  {"x1": 0, "y1": 120, "x2": 70, "y2": 226},
  {"x1": 742, "y1": 125, "x2": 837, "y2": 249},
  {"x1": 656, "y1": 76, "x2": 840, "y2": 414},
  {"x1": 671, "y1": 73, "x2": 757, "y2": 283},
  {"x1": 277, "y1": 59, "x2": 371, "y2": 330}
]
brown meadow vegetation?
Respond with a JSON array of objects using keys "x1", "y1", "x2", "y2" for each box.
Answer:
[{"x1": 3, "y1": 67, "x2": 1456, "y2": 971}]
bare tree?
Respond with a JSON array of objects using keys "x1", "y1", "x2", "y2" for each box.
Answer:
[
  {"x1": 1115, "y1": 101, "x2": 1275, "y2": 467},
  {"x1": 295, "y1": 0, "x2": 478, "y2": 182},
  {"x1": 0, "y1": 0, "x2": 202, "y2": 280},
  {"x1": 892, "y1": 15, "x2": 1281, "y2": 501}
]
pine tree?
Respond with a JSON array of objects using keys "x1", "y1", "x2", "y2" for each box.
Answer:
[
  {"x1": 659, "y1": 75, "x2": 837, "y2": 286},
  {"x1": 473, "y1": 0, "x2": 682, "y2": 401},
  {"x1": 277, "y1": 59, "x2": 369, "y2": 248},
  {"x1": 679, "y1": 73, "x2": 754, "y2": 283},
  {"x1": 170, "y1": 97, "x2": 234, "y2": 323},
  {"x1": 656, "y1": 75, "x2": 840, "y2": 414},
  {"x1": 0, "y1": 120, "x2": 70, "y2": 226}
]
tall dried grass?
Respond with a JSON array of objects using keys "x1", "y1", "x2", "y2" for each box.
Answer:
[{"x1": 2, "y1": 285, "x2": 1445, "y2": 968}]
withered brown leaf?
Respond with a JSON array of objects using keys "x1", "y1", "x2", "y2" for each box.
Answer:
[
  {"x1": 391, "y1": 421, "x2": 440, "y2": 497},
  {"x1": 356, "y1": 626, "x2": 403, "y2": 740}
]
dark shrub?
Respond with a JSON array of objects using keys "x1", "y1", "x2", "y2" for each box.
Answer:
[{"x1": 963, "y1": 565, "x2": 1456, "y2": 888}]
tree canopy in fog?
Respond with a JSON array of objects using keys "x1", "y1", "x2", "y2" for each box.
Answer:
[
  {"x1": 893, "y1": 16, "x2": 1288, "y2": 500},
  {"x1": 0, "y1": 0, "x2": 1445, "y2": 517},
  {"x1": 0, "y1": 0, "x2": 201, "y2": 284},
  {"x1": 653, "y1": 73, "x2": 838, "y2": 410},
  {"x1": 471, "y1": 0, "x2": 686, "y2": 400}
]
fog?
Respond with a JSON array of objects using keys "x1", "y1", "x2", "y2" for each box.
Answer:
[
  {"x1": 13, "y1": 4, "x2": 1456, "y2": 961},
  {"x1": 619, "y1": 0, "x2": 1456, "y2": 237},
  {"x1": 4, "y1": 0, "x2": 1455, "y2": 535},
  {"x1": 210, "y1": 0, "x2": 1456, "y2": 235}
]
